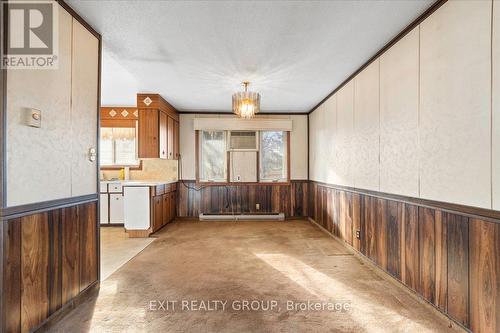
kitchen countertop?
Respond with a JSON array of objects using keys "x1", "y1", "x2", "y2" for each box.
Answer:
[{"x1": 100, "y1": 180, "x2": 178, "y2": 187}]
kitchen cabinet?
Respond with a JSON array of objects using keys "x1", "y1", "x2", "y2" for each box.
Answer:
[
  {"x1": 170, "y1": 190, "x2": 176, "y2": 220},
  {"x1": 100, "y1": 182, "x2": 124, "y2": 225},
  {"x1": 109, "y1": 193, "x2": 124, "y2": 224},
  {"x1": 163, "y1": 193, "x2": 170, "y2": 224},
  {"x1": 122, "y1": 181, "x2": 178, "y2": 235},
  {"x1": 123, "y1": 186, "x2": 150, "y2": 230},
  {"x1": 159, "y1": 112, "x2": 167, "y2": 159},
  {"x1": 151, "y1": 185, "x2": 177, "y2": 233},
  {"x1": 138, "y1": 109, "x2": 160, "y2": 158},
  {"x1": 173, "y1": 120, "x2": 179, "y2": 159},
  {"x1": 167, "y1": 116, "x2": 174, "y2": 159},
  {"x1": 153, "y1": 195, "x2": 163, "y2": 232},
  {"x1": 137, "y1": 93, "x2": 180, "y2": 160}
]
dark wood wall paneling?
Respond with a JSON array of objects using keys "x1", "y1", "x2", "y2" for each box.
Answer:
[
  {"x1": 3, "y1": 202, "x2": 98, "y2": 333},
  {"x1": 177, "y1": 180, "x2": 309, "y2": 218},
  {"x1": 309, "y1": 181, "x2": 500, "y2": 333}
]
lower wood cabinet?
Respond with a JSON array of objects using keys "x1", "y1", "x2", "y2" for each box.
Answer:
[
  {"x1": 163, "y1": 193, "x2": 170, "y2": 224},
  {"x1": 153, "y1": 195, "x2": 163, "y2": 232},
  {"x1": 170, "y1": 191, "x2": 176, "y2": 219},
  {"x1": 151, "y1": 189, "x2": 177, "y2": 233}
]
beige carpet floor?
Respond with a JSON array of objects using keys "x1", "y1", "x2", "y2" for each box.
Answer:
[{"x1": 51, "y1": 220, "x2": 465, "y2": 333}]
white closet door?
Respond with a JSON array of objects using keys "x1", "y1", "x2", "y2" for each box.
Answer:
[
  {"x1": 71, "y1": 19, "x2": 99, "y2": 197},
  {"x1": 419, "y1": 0, "x2": 491, "y2": 208}
]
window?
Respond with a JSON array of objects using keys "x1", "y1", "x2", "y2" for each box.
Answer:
[
  {"x1": 196, "y1": 130, "x2": 288, "y2": 183},
  {"x1": 100, "y1": 127, "x2": 140, "y2": 167},
  {"x1": 199, "y1": 130, "x2": 227, "y2": 182},
  {"x1": 259, "y1": 131, "x2": 287, "y2": 182}
]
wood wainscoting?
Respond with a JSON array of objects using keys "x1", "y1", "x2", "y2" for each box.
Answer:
[
  {"x1": 177, "y1": 180, "x2": 309, "y2": 218},
  {"x1": 3, "y1": 201, "x2": 98, "y2": 333},
  {"x1": 309, "y1": 181, "x2": 500, "y2": 333}
]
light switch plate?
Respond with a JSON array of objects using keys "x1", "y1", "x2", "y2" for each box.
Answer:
[{"x1": 26, "y1": 108, "x2": 41, "y2": 128}]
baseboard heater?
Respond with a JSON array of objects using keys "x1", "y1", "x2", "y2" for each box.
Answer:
[{"x1": 199, "y1": 212, "x2": 285, "y2": 221}]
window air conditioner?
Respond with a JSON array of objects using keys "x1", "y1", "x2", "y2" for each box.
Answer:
[{"x1": 228, "y1": 131, "x2": 258, "y2": 151}]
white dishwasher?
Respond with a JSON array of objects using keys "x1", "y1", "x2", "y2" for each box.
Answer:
[{"x1": 123, "y1": 186, "x2": 150, "y2": 230}]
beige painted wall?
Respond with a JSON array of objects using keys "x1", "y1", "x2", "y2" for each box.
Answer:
[
  {"x1": 179, "y1": 113, "x2": 308, "y2": 180},
  {"x1": 353, "y1": 60, "x2": 380, "y2": 191},
  {"x1": 6, "y1": 5, "x2": 100, "y2": 206},
  {"x1": 379, "y1": 27, "x2": 419, "y2": 198},
  {"x1": 101, "y1": 159, "x2": 178, "y2": 181},
  {"x1": 309, "y1": 0, "x2": 494, "y2": 209},
  {"x1": 419, "y1": 0, "x2": 491, "y2": 208}
]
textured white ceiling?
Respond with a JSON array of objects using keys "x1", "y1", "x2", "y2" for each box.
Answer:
[{"x1": 68, "y1": 0, "x2": 434, "y2": 112}]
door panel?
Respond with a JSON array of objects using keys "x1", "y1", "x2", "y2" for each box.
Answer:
[
  {"x1": 174, "y1": 120, "x2": 179, "y2": 159},
  {"x1": 167, "y1": 117, "x2": 175, "y2": 159},
  {"x1": 109, "y1": 194, "x2": 124, "y2": 224},
  {"x1": 70, "y1": 19, "x2": 99, "y2": 197},
  {"x1": 160, "y1": 112, "x2": 167, "y2": 159}
]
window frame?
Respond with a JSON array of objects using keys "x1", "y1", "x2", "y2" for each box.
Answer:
[
  {"x1": 196, "y1": 130, "x2": 228, "y2": 183},
  {"x1": 258, "y1": 131, "x2": 289, "y2": 183},
  {"x1": 99, "y1": 122, "x2": 142, "y2": 170},
  {"x1": 195, "y1": 130, "x2": 290, "y2": 185}
]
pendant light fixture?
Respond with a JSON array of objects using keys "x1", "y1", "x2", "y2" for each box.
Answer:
[{"x1": 232, "y1": 81, "x2": 260, "y2": 119}]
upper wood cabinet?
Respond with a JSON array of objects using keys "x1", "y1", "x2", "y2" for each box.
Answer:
[
  {"x1": 173, "y1": 120, "x2": 179, "y2": 159},
  {"x1": 138, "y1": 109, "x2": 160, "y2": 158},
  {"x1": 159, "y1": 112, "x2": 168, "y2": 159},
  {"x1": 167, "y1": 116, "x2": 174, "y2": 159},
  {"x1": 137, "y1": 94, "x2": 179, "y2": 160}
]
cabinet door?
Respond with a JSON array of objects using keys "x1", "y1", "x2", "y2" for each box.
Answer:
[
  {"x1": 170, "y1": 191, "x2": 176, "y2": 221},
  {"x1": 153, "y1": 195, "x2": 163, "y2": 231},
  {"x1": 138, "y1": 109, "x2": 159, "y2": 158},
  {"x1": 109, "y1": 193, "x2": 124, "y2": 224},
  {"x1": 173, "y1": 120, "x2": 179, "y2": 160},
  {"x1": 159, "y1": 112, "x2": 167, "y2": 159},
  {"x1": 71, "y1": 18, "x2": 99, "y2": 197},
  {"x1": 167, "y1": 116, "x2": 174, "y2": 159},
  {"x1": 163, "y1": 193, "x2": 170, "y2": 224},
  {"x1": 99, "y1": 193, "x2": 109, "y2": 224}
]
